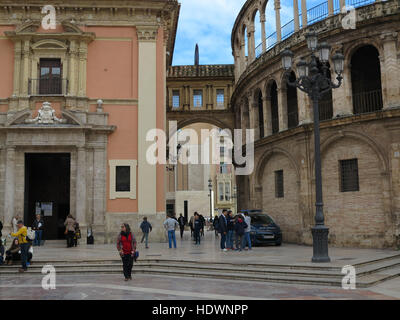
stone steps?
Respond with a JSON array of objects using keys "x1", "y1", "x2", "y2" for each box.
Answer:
[{"x1": 1, "y1": 254, "x2": 400, "y2": 287}]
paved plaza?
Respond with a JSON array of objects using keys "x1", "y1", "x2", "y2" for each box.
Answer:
[{"x1": 1, "y1": 231, "x2": 400, "y2": 300}]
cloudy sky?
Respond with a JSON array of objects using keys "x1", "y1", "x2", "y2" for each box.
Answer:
[{"x1": 172, "y1": 0, "x2": 321, "y2": 66}]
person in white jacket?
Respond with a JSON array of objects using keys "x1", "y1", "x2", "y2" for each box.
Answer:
[{"x1": 163, "y1": 214, "x2": 179, "y2": 249}]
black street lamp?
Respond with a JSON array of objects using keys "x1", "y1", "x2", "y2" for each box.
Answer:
[{"x1": 281, "y1": 31, "x2": 345, "y2": 263}]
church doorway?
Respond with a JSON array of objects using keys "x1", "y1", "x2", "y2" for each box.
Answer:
[{"x1": 24, "y1": 153, "x2": 71, "y2": 240}]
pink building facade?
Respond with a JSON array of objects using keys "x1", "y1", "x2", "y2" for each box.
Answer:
[{"x1": 0, "y1": 1, "x2": 180, "y2": 242}]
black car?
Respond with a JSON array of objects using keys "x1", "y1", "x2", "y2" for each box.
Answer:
[{"x1": 240, "y1": 210, "x2": 282, "y2": 246}]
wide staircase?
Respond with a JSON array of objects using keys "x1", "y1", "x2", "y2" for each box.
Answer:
[{"x1": 1, "y1": 253, "x2": 400, "y2": 288}]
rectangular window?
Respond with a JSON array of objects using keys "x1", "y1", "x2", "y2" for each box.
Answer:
[
  {"x1": 218, "y1": 182, "x2": 224, "y2": 201},
  {"x1": 225, "y1": 182, "x2": 231, "y2": 201},
  {"x1": 109, "y1": 160, "x2": 137, "y2": 199},
  {"x1": 172, "y1": 90, "x2": 180, "y2": 108},
  {"x1": 340, "y1": 159, "x2": 359, "y2": 192},
  {"x1": 39, "y1": 58, "x2": 62, "y2": 95},
  {"x1": 216, "y1": 89, "x2": 224, "y2": 107},
  {"x1": 275, "y1": 170, "x2": 284, "y2": 198},
  {"x1": 116, "y1": 166, "x2": 130, "y2": 192},
  {"x1": 193, "y1": 90, "x2": 203, "y2": 107},
  {"x1": 220, "y1": 163, "x2": 228, "y2": 174}
]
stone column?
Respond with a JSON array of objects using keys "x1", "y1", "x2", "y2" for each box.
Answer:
[
  {"x1": 76, "y1": 146, "x2": 87, "y2": 235},
  {"x1": 328, "y1": 0, "x2": 334, "y2": 16},
  {"x1": 12, "y1": 41, "x2": 22, "y2": 97},
  {"x1": 390, "y1": 142, "x2": 400, "y2": 247},
  {"x1": 252, "y1": 100, "x2": 260, "y2": 140},
  {"x1": 332, "y1": 67, "x2": 353, "y2": 117},
  {"x1": 69, "y1": 40, "x2": 78, "y2": 97},
  {"x1": 78, "y1": 41, "x2": 88, "y2": 97},
  {"x1": 92, "y1": 147, "x2": 106, "y2": 243},
  {"x1": 298, "y1": 90, "x2": 312, "y2": 125},
  {"x1": 278, "y1": 86, "x2": 288, "y2": 131},
  {"x1": 248, "y1": 25, "x2": 255, "y2": 62},
  {"x1": 241, "y1": 39, "x2": 247, "y2": 70},
  {"x1": 263, "y1": 95, "x2": 272, "y2": 136},
  {"x1": 293, "y1": 0, "x2": 300, "y2": 32},
  {"x1": 4, "y1": 147, "x2": 15, "y2": 233},
  {"x1": 21, "y1": 40, "x2": 30, "y2": 96},
  {"x1": 339, "y1": 0, "x2": 345, "y2": 11},
  {"x1": 137, "y1": 26, "x2": 158, "y2": 217},
  {"x1": 301, "y1": 0, "x2": 308, "y2": 28},
  {"x1": 260, "y1": 13, "x2": 266, "y2": 53},
  {"x1": 274, "y1": 0, "x2": 282, "y2": 42},
  {"x1": 380, "y1": 32, "x2": 399, "y2": 109}
]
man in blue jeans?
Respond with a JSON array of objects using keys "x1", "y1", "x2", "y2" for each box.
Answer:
[
  {"x1": 218, "y1": 210, "x2": 228, "y2": 251},
  {"x1": 32, "y1": 214, "x2": 44, "y2": 246},
  {"x1": 10, "y1": 220, "x2": 29, "y2": 272},
  {"x1": 226, "y1": 210, "x2": 235, "y2": 250},
  {"x1": 243, "y1": 211, "x2": 252, "y2": 250},
  {"x1": 163, "y1": 214, "x2": 179, "y2": 248}
]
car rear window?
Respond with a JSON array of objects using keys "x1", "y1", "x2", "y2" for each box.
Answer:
[{"x1": 249, "y1": 214, "x2": 274, "y2": 225}]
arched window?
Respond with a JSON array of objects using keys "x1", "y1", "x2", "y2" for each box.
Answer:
[
  {"x1": 351, "y1": 45, "x2": 383, "y2": 114},
  {"x1": 270, "y1": 81, "x2": 279, "y2": 134},
  {"x1": 263, "y1": 0, "x2": 277, "y2": 50},
  {"x1": 287, "y1": 71, "x2": 298, "y2": 129},
  {"x1": 258, "y1": 90, "x2": 264, "y2": 138},
  {"x1": 254, "y1": 10, "x2": 262, "y2": 58}
]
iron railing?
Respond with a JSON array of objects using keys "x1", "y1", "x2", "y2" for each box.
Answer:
[
  {"x1": 353, "y1": 89, "x2": 383, "y2": 114},
  {"x1": 319, "y1": 98, "x2": 334, "y2": 121},
  {"x1": 28, "y1": 78, "x2": 69, "y2": 96},
  {"x1": 255, "y1": 0, "x2": 377, "y2": 59}
]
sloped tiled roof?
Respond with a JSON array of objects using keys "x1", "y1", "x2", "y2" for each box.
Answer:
[{"x1": 167, "y1": 64, "x2": 234, "y2": 78}]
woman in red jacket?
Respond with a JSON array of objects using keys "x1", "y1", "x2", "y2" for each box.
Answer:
[{"x1": 116, "y1": 223, "x2": 137, "y2": 281}]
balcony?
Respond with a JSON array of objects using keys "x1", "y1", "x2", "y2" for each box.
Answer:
[
  {"x1": 353, "y1": 89, "x2": 383, "y2": 115},
  {"x1": 28, "y1": 78, "x2": 69, "y2": 96}
]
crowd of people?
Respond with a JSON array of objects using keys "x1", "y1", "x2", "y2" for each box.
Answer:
[
  {"x1": 0, "y1": 209, "x2": 251, "y2": 280},
  {"x1": 0, "y1": 213, "x2": 82, "y2": 272}
]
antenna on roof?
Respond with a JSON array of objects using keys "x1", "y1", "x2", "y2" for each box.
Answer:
[{"x1": 194, "y1": 43, "x2": 199, "y2": 66}]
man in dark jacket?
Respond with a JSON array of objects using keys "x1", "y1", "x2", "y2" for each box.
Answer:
[
  {"x1": 212, "y1": 214, "x2": 219, "y2": 237},
  {"x1": 193, "y1": 213, "x2": 203, "y2": 245},
  {"x1": 234, "y1": 214, "x2": 248, "y2": 251},
  {"x1": 32, "y1": 214, "x2": 44, "y2": 246},
  {"x1": 218, "y1": 210, "x2": 228, "y2": 251},
  {"x1": 226, "y1": 211, "x2": 235, "y2": 250},
  {"x1": 139, "y1": 217, "x2": 152, "y2": 249},
  {"x1": 199, "y1": 214, "x2": 205, "y2": 237},
  {"x1": 178, "y1": 214, "x2": 186, "y2": 239}
]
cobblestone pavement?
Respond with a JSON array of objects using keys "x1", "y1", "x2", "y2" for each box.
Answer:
[
  {"x1": 0, "y1": 273, "x2": 398, "y2": 300},
  {"x1": 1, "y1": 231, "x2": 399, "y2": 300},
  {"x1": 24, "y1": 231, "x2": 400, "y2": 267}
]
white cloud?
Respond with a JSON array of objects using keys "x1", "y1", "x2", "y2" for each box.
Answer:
[{"x1": 173, "y1": 0, "x2": 327, "y2": 65}]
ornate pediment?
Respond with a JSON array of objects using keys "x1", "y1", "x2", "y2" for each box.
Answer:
[
  {"x1": 5, "y1": 102, "x2": 85, "y2": 127},
  {"x1": 25, "y1": 102, "x2": 66, "y2": 124}
]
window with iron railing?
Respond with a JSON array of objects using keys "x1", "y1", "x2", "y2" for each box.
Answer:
[
  {"x1": 29, "y1": 58, "x2": 69, "y2": 96},
  {"x1": 275, "y1": 170, "x2": 284, "y2": 198},
  {"x1": 339, "y1": 159, "x2": 359, "y2": 192}
]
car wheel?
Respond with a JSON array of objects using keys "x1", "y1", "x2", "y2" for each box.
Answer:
[{"x1": 275, "y1": 241, "x2": 282, "y2": 246}]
